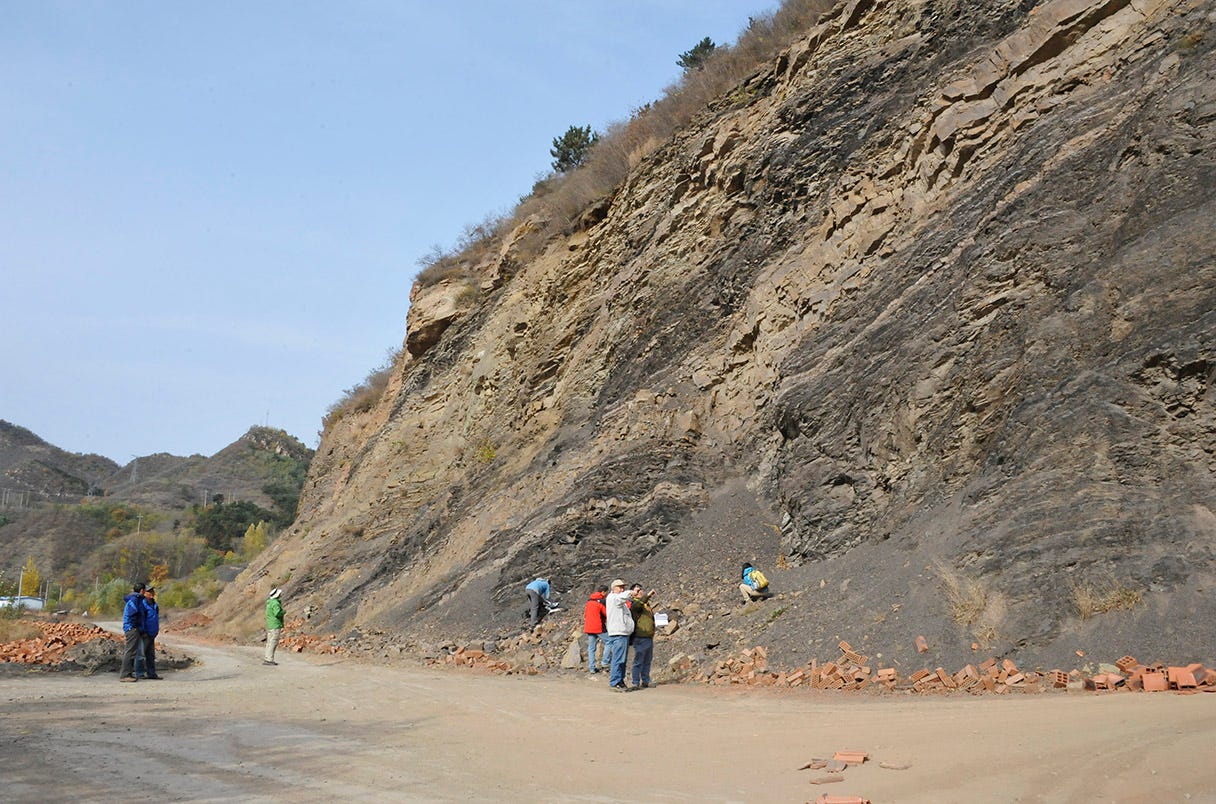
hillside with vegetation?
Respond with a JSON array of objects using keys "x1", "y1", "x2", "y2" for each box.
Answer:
[{"x1": 0, "y1": 424, "x2": 312, "y2": 613}]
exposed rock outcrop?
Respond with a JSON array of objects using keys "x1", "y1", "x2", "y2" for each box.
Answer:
[{"x1": 208, "y1": 0, "x2": 1215, "y2": 671}]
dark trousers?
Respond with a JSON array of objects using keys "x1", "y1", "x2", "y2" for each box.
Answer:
[
  {"x1": 141, "y1": 635, "x2": 158, "y2": 678},
  {"x1": 120, "y1": 629, "x2": 141, "y2": 677},
  {"x1": 527, "y1": 589, "x2": 545, "y2": 627},
  {"x1": 630, "y1": 636, "x2": 654, "y2": 686}
]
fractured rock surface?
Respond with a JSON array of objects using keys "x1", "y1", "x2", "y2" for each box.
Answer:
[{"x1": 205, "y1": 0, "x2": 1215, "y2": 671}]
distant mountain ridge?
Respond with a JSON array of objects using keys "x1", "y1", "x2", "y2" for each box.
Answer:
[
  {"x1": 0, "y1": 420, "x2": 313, "y2": 512},
  {"x1": 0, "y1": 421, "x2": 118, "y2": 500}
]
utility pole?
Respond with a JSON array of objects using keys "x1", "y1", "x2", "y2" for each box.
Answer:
[
  {"x1": 136, "y1": 515, "x2": 143, "y2": 534},
  {"x1": 130, "y1": 455, "x2": 139, "y2": 483}
]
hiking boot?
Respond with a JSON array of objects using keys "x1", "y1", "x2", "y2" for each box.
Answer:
[
  {"x1": 119, "y1": 676, "x2": 137, "y2": 682},
  {"x1": 611, "y1": 684, "x2": 628, "y2": 692},
  {"x1": 262, "y1": 660, "x2": 278, "y2": 666},
  {"x1": 145, "y1": 675, "x2": 163, "y2": 680}
]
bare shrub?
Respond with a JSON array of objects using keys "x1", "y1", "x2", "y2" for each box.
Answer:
[
  {"x1": 433, "y1": 0, "x2": 841, "y2": 264},
  {"x1": 1072, "y1": 576, "x2": 1142, "y2": 620},
  {"x1": 935, "y1": 562, "x2": 1006, "y2": 648},
  {"x1": 322, "y1": 348, "x2": 403, "y2": 434}
]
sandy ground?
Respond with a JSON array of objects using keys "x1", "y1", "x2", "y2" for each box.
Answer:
[{"x1": 2, "y1": 630, "x2": 1215, "y2": 804}]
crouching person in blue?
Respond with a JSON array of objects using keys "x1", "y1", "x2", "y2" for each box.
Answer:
[
  {"x1": 139, "y1": 586, "x2": 162, "y2": 679},
  {"x1": 119, "y1": 583, "x2": 145, "y2": 681}
]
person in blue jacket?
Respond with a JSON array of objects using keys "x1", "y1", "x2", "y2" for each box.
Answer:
[
  {"x1": 138, "y1": 586, "x2": 162, "y2": 679},
  {"x1": 525, "y1": 577, "x2": 551, "y2": 630},
  {"x1": 119, "y1": 583, "x2": 145, "y2": 681}
]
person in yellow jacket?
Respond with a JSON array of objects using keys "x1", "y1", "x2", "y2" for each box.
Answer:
[{"x1": 264, "y1": 588, "x2": 284, "y2": 666}]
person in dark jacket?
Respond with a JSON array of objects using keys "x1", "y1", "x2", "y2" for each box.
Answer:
[
  {"x1": 139, "y1": 587, "x2": 162, "y2": 679},
  {"x1": 119, "y1": 583, "x2": 145, "y2": 681},
  {"x1": 582, "y1": 586, "x2": 608, "y2": 674}
]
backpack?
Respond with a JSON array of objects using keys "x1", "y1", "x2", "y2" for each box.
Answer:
[{"x1": 749, "y1": 569, "x2": 769, "y2": 590}]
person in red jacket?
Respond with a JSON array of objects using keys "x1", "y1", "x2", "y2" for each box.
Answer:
[{"x1": 582, "y1": 585, "x2": 609, "y2": 675}]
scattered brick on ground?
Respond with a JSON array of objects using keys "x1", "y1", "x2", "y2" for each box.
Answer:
[{"x1": 279, "y1": 619, "x2": 345, "y2": 655}]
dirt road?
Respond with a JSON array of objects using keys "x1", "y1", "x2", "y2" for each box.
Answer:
[{"x1": 2, "y1": 631, "x2": 1214, "y2": 803}]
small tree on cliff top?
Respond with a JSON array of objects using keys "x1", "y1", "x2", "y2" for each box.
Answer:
[
  {"x1": 550, "y1": 124, "x2": 599, "y2": 173},
  {"x1": 677, "y1": 37, "x2": 717, "y2": 72}
]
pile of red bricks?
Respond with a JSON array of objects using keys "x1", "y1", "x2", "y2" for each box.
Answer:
[
  {"x1": 1086, "y1": 655, "x2": 1216, "y2": 693},
  {"x1": 0, "y1": 621, "x2": 118, "y2": 665},
  {"x1": 688, "y1": 642, "x2": 1216, "y2": 696}
]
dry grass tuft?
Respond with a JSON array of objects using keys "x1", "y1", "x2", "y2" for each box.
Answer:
[
  {"x1": 321, "y1": 349, "x2": 402, "y2": 435},
  {"x1": 1072, "y1": 577, "x2": 1142, "y2": 620},
  {"x1": 935, "y1": 562, "x2": 1006, "y2": 648},
  {"x1": 0, "y1": 618, "x2": 42, "y2": 643}
]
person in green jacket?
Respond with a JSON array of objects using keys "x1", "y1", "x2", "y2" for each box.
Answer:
[
  {"x1": 628, "y1": 583, "x2": 657, "y2": 689},
  {"x1": 264, "y1": 588, "x2": 285, "y2": 666}
]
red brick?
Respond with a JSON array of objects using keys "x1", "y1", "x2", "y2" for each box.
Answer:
[
  {"x1": 915, "y1": 635, "x2": 929, "y2": 653},
  {"x1": 1142, "y1": 672, "x2": 1168, "y2": 692},
  {"x1": 1115, "y1": 655, "x2": 1139, "y2": 672},
  {"x1": 1049, "y1": 670, "x2": 1069, "y2": 688},
  {"x1": 833, "y1": 750, "x2": 868, "y2": 765}
]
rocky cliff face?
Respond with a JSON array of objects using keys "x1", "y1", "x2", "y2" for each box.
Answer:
[{"x1": 209, "y1": 0, "x2": 1215, "y2": 670}]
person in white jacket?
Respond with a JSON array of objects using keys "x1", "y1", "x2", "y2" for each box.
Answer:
[{"x1": 604, "y1": 579, "x2": 635, "y2": 691}]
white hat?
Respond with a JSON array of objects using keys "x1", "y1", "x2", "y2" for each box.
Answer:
[{"x1": 268, "y1": 588, "x2": 281, "y2": 599}]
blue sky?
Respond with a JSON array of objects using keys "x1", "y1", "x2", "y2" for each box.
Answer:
[{"x1": 1, "y1": 1, "x2": 776, "y2": 463}]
